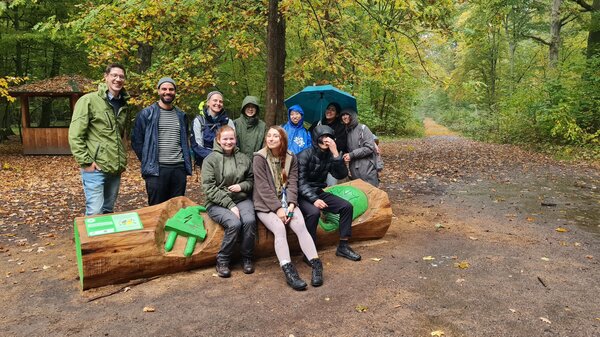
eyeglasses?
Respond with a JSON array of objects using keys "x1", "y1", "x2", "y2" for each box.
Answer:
[{"x1": 108, "y1": 73, "x2": 126, "y2": 80}]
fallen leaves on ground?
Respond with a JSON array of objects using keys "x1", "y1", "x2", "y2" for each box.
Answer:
[
  {"x1": 540, "y1": 317, "x2": 551, "y2": 324},
  {"x1": 455, "y1": 261, "x2": 470, "y2": 269},
  {"x1": 354, "y1": 305, "x2": 368, "y2": 313},
  {"x1": 143, "y1": 306, "x2": 155, "y2": 312},
  {"x1": 423, "y1": 256, "x2": 435, "y2": 261},
  {"x1": 431, "y1": 330, "x2": 445, "y2": 336},
  {"x1": 555, "y1": 227, "x2": 569, "y2": 232}
]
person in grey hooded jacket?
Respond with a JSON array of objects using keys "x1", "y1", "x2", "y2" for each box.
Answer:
[{"x1": 340, "y1": 109, "x2": 379, "y2": 187}]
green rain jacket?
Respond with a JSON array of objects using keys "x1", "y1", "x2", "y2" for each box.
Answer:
[
  {"x1": 68, "y1": 83, "x2": 130, "y2": 174},
  {"x1": 201, "y1": 141, "x2": 254, "y2": 210},
  {"x1": 233, "y1": 96, "x2": 266, "y2": 158}
]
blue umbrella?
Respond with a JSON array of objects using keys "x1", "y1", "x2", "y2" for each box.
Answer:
[{"x1": 284, "y1": 85, "x2": 357, "y2": 124}]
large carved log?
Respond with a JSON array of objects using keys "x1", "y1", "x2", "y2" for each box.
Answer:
[{"x1": 74, "y1": 179, "x2": 392, "y2": 290}]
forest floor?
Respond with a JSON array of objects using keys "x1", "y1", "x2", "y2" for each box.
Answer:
[{"x1": 0, "y1": 118, "x2": 599, "y2": 337}]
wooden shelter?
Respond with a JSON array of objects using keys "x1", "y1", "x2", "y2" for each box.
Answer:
[{"x1": 9, "y1": 75, "x2": 95, "y2": 155}]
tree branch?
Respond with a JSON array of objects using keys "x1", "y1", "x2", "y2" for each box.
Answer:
[
  {"x1": 521, "y1": 34, "x2": 550, "y2": 46},
  {"x1": 305, "y1": 0, "x2": 328, "y2": 49},
  {"x1": 569, "y1": 0, "x2": 593, "y2": 11}
]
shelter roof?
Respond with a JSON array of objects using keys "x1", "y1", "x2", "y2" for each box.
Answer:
[{"x1": 8, "y1": 75, "x2": 96, "y2": 95}]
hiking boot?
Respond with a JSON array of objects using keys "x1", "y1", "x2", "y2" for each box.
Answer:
[
  {"x1": 309, "y1": 258, "x2": 324, "y2": 287},
  {"x1": 281, "y1": 263, "x2": 307, "y2": 291},
  {"x1": 336, "y1": 245, "x2": 361, "y2": 261},
  {"x1": 216, "y1": 262, "x2": 231, "y2": 278},
  {"x1": 242, "y1": 258, "x2": 255, "y2": 274}
]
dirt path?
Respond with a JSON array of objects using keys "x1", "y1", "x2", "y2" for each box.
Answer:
[{"x1": 1, "y1": 121, "x2": 599, "y2": 337}]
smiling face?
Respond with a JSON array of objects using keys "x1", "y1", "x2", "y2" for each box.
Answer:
[
  {"x1": 341, "y1": 113, "x2": 351, "y2": 125},
  {"x1": 325, "y1": 104, "x2": 338, "y2": 122},
  {"x1": 217, "y1": 129, "x2": 236, "y2": 154},
  {"x1": 244, "y1": 104, "x2": 258, "y2": 117},
  {"x1": 104, "y1": 67, "x2": 126, "y2": 97},
  {"x1": 158, "y1": 83, "x2": 176, "y2": 106},
  {"x1": 266, "y1": 128, "x2": 281, "y2": 150},
  {"x1": 207, "y1": 93, "x2": 224, "y2": 115},
  {"x1": 290, "y1": 110, "x2": 302, "y2": 125}
]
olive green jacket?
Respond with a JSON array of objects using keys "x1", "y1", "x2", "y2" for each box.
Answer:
[{"x1": 68, "y1": 83, "x2": 131, "y2": 174}]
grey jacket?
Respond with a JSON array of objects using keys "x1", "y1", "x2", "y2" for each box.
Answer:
[{"x1": 343, "y1": 109, "x2": 379, "y2": 187}]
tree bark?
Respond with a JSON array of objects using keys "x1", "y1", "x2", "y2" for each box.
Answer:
[
  {"x1": 137, "y1": 43, "x2": 153, "y2": 73},
  {"x1": 265, "y1": 0, "x2": 286, "y2": 127},
  {"x1": 550, "y1": 0, "x2": 563, "y2": 67},
  {"x1": 587, "y1": 0, "x2": 600, "y2": 59}
]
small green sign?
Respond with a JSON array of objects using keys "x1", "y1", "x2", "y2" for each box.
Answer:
[{"x1": 84, "y1": 212, "x2": 143, "y2": 237}]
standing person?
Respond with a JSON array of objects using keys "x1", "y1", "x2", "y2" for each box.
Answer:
[
  {"x1": 234, "y1": 96, "x2": 266, "y2": 158},
  {"x1": 68, "y1": 64, "x2": 130, "y2": 216},
  {"x1": 282, "y1": 104, "x2": 312, "y2": 155},
  {"x1": 297, "y1": 125, "x2": 361, "y2": 261},
  {"x1": 131, "y1": 77, "x2": 193, "y2": 205},
  {"x1": 191, "y1": 91, "x2": 235, "y2": 166},
  {"x1": 340, "y1": 109, "x2": 379, "y2": 187},
  {"x1": 253, "y1": 126, "x2": 324, "y2": 290},
  {"x1": 310, "y1": 102, "x2": 347, "y2": 185},
  {"x1": 202, "y1": 126, "x2": 256, "y2": 278}
]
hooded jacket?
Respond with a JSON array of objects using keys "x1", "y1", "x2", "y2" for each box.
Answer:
[
  {"x1": 282, "y1": 104, "x2": 312, "y2": 154},
  {"x1": 234, "y1": 96, "x2": 266, "y2": 157},
  {"x1": 68, "y1": 83, "x2": 130, "y2": 174},
  {"x1": 252, "y1": 148, "x2": 298, "y2": 213},
  {"x1": 201, "y1": 141, "x2": 254, "y2": 210},
  {"x1": 190, "y1": 106, "x2": 235, "y2": 165},
  {"x1": 341, "y1": 109, "x2": 379, "y2": 187},
  {"x1": 297, "y1": 125, "x2": 348, "y2": 202},
  {"x1": 131, "y1": 102, "x2": 193, "y2": 177},
  {"x1": 309, "y1": 102, "x2": 347, "y2": 154}
]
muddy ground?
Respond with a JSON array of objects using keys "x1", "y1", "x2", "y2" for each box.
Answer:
[{"x1": 1, "y1": 120, "x2": 599, "y2": 337}]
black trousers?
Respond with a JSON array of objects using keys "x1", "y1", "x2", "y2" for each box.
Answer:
[
  {"x1": 144, "y1": 164, "x2": 187, "y2": 206},
  {"x1": 298, "y1": 191, "x2": 353, "y2": 244}
]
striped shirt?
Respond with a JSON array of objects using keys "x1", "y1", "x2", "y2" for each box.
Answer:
[{"x1": 158, "y1": 108, "x2": 183, "y2": 165}]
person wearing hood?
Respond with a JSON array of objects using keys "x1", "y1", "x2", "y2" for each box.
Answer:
[
  {"x1": 253, "y1": 126, "x2": 324, "y2": 290},
  {"x1": 234, "y1": 96, "x2": 266, "y2": 158},
  {"x1": 191, "y1": 91, "x2": 235, "y2": 166},
  {"x1": 309, "y1": 102, "x2": 347, "y2": 154},
  {"x1": 282, "y1": 104, "x2": 312, "y2": 155},
  {"x1": 296, "y1": 125, "x2": 361, "y2": 262},
  {"x1": 340, "y1": 109, "x2": 379, "y2": 187},
  {"x1": 201, "y1": 125, "x2": 256, "y2": 278}
]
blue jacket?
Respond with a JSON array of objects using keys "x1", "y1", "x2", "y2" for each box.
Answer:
[
  {"x1": 282, "y1": 104, "x2": 312, "y2": 155},
  {"x1": 131, "y1": 103, "x2": 193, "y2": 177},
  {"x1": 190, "y1": 107, "x2": 235, "y2": 166}
]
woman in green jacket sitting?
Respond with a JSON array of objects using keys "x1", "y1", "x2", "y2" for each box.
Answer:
[{"x1": 201, "y1": 125, "x2": 256, "y2": 278}]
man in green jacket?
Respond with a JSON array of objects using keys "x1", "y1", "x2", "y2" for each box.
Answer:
[{"x1": 68, "y1": 64, "x2": 130, "y2": 216}]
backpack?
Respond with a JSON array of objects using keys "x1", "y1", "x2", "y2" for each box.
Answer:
[{"x1": 360, "y1": 125, "x2": 384, "y2": 172}]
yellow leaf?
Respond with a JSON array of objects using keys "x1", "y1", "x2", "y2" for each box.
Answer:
[
  {"x1": 355, "y1": 305, "x2": 368, "y2": 313},
  {"x1": 455, "y1": 261, "x2": 470, "y2": 269},
  {"x1": 143, "y1": 306, "x2": 155, "y2": 312},
  {"x1": 555, "y1": 227, "x2": 569, "y2": 232},
  {"x1": 431, "y1": 330, "x2": 445, "y2": 336},
  {"x1": 423, "y1": 256, "x2": 435, "y2": 261},
  {"x1": 370, "y1": 258, "x2": 382, "y2": 262},
  {"x1": 526, "y1": 217, "x2": 536, "y2": 222}
]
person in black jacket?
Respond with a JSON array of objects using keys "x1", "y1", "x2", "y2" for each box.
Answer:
[
  {"x1": 131, "y1": 77, "x2": 193, "y2": 205},
  {"x1": 297, "y1": 125, "x2": 361, "y2": 261}
]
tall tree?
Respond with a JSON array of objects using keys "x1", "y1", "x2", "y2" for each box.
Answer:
[{"x1": 265, "y1": 0, "x2": 286, "y2": 126}]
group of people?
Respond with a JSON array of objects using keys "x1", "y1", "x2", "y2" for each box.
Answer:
[{"x1": 68, "y1": 64, "x2": 382, "y2": 291}]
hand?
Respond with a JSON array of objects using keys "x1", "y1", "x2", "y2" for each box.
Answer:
[
  {"x1": 323, "y1": 137, "x2": 339, "y2": 157},
  {"x1": 313, "y1": 199, "x2": 328, "y2": 209},
  {"x1": 286, "y1": 203, "x2": 295, "y2": 214},
  {"x1": 83, "y1": 162, "x2": 101, "y2": 172},
  {"x1": 276, "y1": 208, "x2": 287, "y2": 223},
  {"x1": 230, "y1": 206, "x2": 240, "y2": 219},
  {"x1": 343, "y1": 153, "x2": 351, "y2": 162},
  {"x1": 228, "y1": 184, "x2": 241, "y2": 193},
  {"x1": 375, "y1": 143, "x2": 381, "y2": 155}
]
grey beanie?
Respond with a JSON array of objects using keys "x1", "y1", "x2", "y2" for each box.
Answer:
[
  {"x1": 207, "y1": 90, "x2": 223, "y2": 101},
  {"x1": 157, "y1": 77, "x2": 176, "y2": 89}
]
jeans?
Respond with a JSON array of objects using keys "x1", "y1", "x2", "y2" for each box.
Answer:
[
  {"x1": 207, "y1": 199, "x2": 256, "y2": 264},
  {"x1": 80, "y1": 169, "x2": 121, "y2": 216}
]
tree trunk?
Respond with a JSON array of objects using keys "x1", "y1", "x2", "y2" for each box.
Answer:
[
  {"x1": 137, "y1": 43, "x2": 153, "y2": 73},
  {"x1": 40, "y1": 43, "x2": 62, "y2": 128},
  {"x1": 265, "y1": 0, "x2": 286, "y2": 127},
  {"x1": 549, "y1": 0, "x2": 562, "y2": 67},
  {"x1": 587, "y1": 0, "x2": 600, "y2": 59},
  {"x1": 74, "y1": 180, "x2": 392, "y2": 290}
]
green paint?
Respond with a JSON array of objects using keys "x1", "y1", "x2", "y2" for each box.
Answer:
[
  {"x1": 74, "y1": 219, "x2": 83, "y2": 288},
  {"x1": 164, "y1": 205, "x2": 207, "y2": 257},
  {"x1": 319, "y1": 185, "x2": 369, "y2": 232}
]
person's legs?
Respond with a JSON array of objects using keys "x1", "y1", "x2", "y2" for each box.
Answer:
[
  {"x1": 287, "y1": 208, "x2": 318, "y2": 260},
  {"x1": 145, "y1": 175, "x2": 163, "y2": 206},
  {"x1": 257, "y1": 212, "x2": 291, "y2": 265},
  {"x1": 236, "y1": 199, "x2": 257, "y2": 260},
  {"x1": 81, "y1": 169, "x2": 105, "y2": 216},
  {"x1": 207, "y1": 205, "x2": 241, "y2": 265},
  {"x1": 298, "y1": 197, "x2": 321, "y2": 244},
  {"x1": 101, "y1": 173, "x2": 121, "y2": 214},
  {"x1": 320, "y1": 192, "x2": 361, "y2": 261},
  {"x1": 169, "y1": 165, "x2": 187, "y2": 198}
]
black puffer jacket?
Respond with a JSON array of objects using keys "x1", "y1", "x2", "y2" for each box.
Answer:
[{"x1": 297, "y1": 125, "x2": 348, "y2": 202}]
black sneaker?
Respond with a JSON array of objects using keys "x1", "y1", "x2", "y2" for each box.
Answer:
[
  {"x1": 242, "y1": 258, "x2": 255, "y2": 274},
  {"x1": 336, "y1": 245, "x2": 361, "y2": 261},
  {"x1": 216, "y1": 262, "x2": 231, "y2": 278}
]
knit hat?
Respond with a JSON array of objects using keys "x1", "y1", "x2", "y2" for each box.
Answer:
[
  {"x1": 157, "y1": 77, "x2": 176, "y2": 90},
  {"x1": 207, "y1": 91, "x2": 223, "y2": 102}
]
